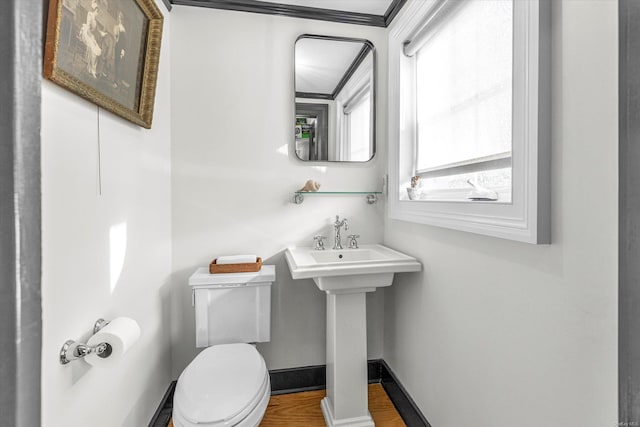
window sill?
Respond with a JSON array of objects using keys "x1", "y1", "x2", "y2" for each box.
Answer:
[{"x1": 401, "y1": 187, "x2": 512, "y2": 203}]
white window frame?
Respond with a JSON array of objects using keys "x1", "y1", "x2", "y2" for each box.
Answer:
[{"x1": 388, "y1": 0, "x2": 551, "y2": 244}]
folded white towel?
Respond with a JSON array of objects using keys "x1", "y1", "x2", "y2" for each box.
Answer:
[{"x1": 216, "y1": 255, "x2": 258, "y2": 265}]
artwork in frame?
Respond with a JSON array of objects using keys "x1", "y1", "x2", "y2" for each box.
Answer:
[{"x1": 44, "y1": 0, "x2": 163, "y2": 129}]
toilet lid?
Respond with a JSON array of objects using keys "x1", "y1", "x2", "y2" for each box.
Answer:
[{"x1": 175, "y1": 343, "x2": 268, "y2": 424}]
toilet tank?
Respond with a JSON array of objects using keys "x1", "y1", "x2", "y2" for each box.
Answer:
[{"x1": 188, "y1": 266, "x2": 275, "y2": 348}]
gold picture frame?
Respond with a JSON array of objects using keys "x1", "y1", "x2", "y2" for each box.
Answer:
[{"x1": 44, "y1": 0, "x2": 163, "y2": 129}]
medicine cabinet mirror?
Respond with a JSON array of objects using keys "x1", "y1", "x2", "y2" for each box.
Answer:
[{"x1": 294, "y1": 35, "x2": 376, "y2": 162}]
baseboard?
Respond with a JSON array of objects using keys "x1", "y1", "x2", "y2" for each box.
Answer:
[
  {"x1": 269, "y1": 363, "x2": 326, "y2": 395},
  {"x1": 378, "y1": 360, "x2": 432, "y2": 427},
  {"x1": 151, "y1": 360, "x2": 430, "y2": 427}
]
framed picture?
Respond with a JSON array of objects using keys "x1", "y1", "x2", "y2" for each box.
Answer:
[{"x1": 44, "y1": 0, "x2": 163, "y2": 129}]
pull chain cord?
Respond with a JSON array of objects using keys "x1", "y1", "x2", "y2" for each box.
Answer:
[{"x1": 97, "y1": 105, "x2": 102, "y2": 196}]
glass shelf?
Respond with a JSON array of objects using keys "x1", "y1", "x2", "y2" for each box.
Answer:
[{"x1": 293, "y1": 191, "x2": 383, "y2": 205}]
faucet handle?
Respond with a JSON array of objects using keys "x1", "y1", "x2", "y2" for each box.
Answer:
[
  {"x1": 347, "y1": 234, "x2": 360, "y2": 249},
  {"x1": 313, "y1": 235, "x2": 326, "y2": 250}
]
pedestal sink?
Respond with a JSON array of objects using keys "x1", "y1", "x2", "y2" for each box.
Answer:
[{"x1": 285, "y1": 244, "x2": 421, "y2": 427}]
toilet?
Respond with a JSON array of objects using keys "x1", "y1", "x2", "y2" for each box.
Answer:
[{"x1": 173, "y1": 266, "x2": 276, "y2": 427}]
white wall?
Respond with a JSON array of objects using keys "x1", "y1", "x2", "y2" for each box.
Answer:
[
  {"x1": 383, "y1": 1, "x2": 618, "y2": 426},
  {"x1": 40, "y1": 3, "x2": 172, "y2": 426},
  {"x1": 170, "y1": 6, "x2": 388, "y2": 375}
]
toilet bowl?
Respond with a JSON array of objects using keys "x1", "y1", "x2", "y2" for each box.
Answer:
[{"x1": 173, "y1": 343, "x2": 271, "y2": 427}]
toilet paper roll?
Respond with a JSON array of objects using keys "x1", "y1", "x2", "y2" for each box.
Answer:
[{"x1": 85, "y1": 317, "x2": 141, "y2": 367}]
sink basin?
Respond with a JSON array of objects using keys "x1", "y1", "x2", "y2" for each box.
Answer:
[
  {"x1": 285, "y1": 244, "x2": 421, "y2": 292},
  {"x1": 310, "y1": 248, "x2": 385, "y2": 263}
]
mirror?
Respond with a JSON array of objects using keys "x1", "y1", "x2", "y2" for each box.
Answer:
[{"x1": 294, "y1": 35, "x2": 376, "y2": 162}]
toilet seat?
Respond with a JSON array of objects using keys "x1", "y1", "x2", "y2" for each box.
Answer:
[{"x1": 173, "y1": 343, "x2": 270, "y2": 427}]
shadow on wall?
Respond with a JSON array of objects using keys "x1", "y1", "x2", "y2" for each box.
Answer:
[
  {"x1": 385, "y1": 218, "x2": 564, "y2": 277},
  {"x1": 122, "y1": 388, "x2": 156, "y2": 427},
  {"x1": 170, "y1": 264, "x2": 202, "y2": 376},
  {"x1": 119, "y1": 276, "x2": 173, "y2": 427},
  {"x1": 256, "y1": 250, "x2": 326, "y2": 369},
  {"x1": 382, "y1": 269, "x2": 425, "y2": 355}
]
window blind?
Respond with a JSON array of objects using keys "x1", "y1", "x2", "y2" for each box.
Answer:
[{"x1": 402, "y1": 0, "x2": 467, "y2": 57}]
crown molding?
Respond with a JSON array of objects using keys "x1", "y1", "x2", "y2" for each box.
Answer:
[{"x1": 170, "y1": 0, "x2": 407, "y2": 27}]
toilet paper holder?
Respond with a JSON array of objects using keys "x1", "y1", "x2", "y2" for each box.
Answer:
[{"x1": 59, "y1": 318, "x2": 113, "y2": 365}]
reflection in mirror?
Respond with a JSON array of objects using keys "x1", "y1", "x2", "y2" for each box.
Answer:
[{"x1": 294, "y1": 35, "x2": 376, "y2": 162}]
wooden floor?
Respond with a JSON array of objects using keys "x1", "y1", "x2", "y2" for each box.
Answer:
[
  {"x1": 169, "y1": 384, "x2": 405, "y2": 427},
  {"x1": 261, "y1": 384, "x2": 405, "y2": 426}
]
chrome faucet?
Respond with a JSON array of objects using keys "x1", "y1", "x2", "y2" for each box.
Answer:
[{"x1": 333, "y1": 215, "x2": 348, "y2": 249}]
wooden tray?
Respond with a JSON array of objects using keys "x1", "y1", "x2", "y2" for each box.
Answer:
[{"x1": 209, "y1": 257, "x2": 262, "y2": 274}]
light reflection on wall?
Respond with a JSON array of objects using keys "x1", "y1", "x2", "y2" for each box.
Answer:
[
  {"x1": 109, "y1": 222, "x2": 127, "y2": 294},
  {"x1": 277, "y1": 144, "x2": 289, "y2": 157}
]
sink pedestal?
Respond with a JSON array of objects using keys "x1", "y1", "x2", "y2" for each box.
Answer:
[
  {"x1": 285, "y1": 245, "x2": 421, "y2": 427},
  {"x1": 319, "y1": 285, "x2": 378, "y2": 427}
]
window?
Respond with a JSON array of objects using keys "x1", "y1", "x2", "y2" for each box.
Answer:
[
  {"x1": 343, "y1": 86, "x2": 372, "y2": 161},
  {"x1": 334, "y1": 50, "x2": 375, "y2": 162},
  {"x1": 414, "y1": 0, "x2": 513, "y2": 202},
  {"x1": 388, "y1": 0, "x2": 550, "y2": 243}
]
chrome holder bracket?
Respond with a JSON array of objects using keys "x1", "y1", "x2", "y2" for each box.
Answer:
[
  {"x1": 59, "y1": 340, "x2": 80, "y2": 365},
  {"x1": 60, "y1": 318, "x2": 113, "y2": 365},
  {"x1": 93, "y1": 318, "x2": 110, "y2": 334}
]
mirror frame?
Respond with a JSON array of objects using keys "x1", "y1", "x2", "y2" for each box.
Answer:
[{"x1": 293, "y1": 34, "x2": 377, "y2": 163}]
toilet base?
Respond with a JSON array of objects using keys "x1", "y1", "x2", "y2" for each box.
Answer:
[{"x1": 320, "y1": 397, "x2": 375, "y2": 427}]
